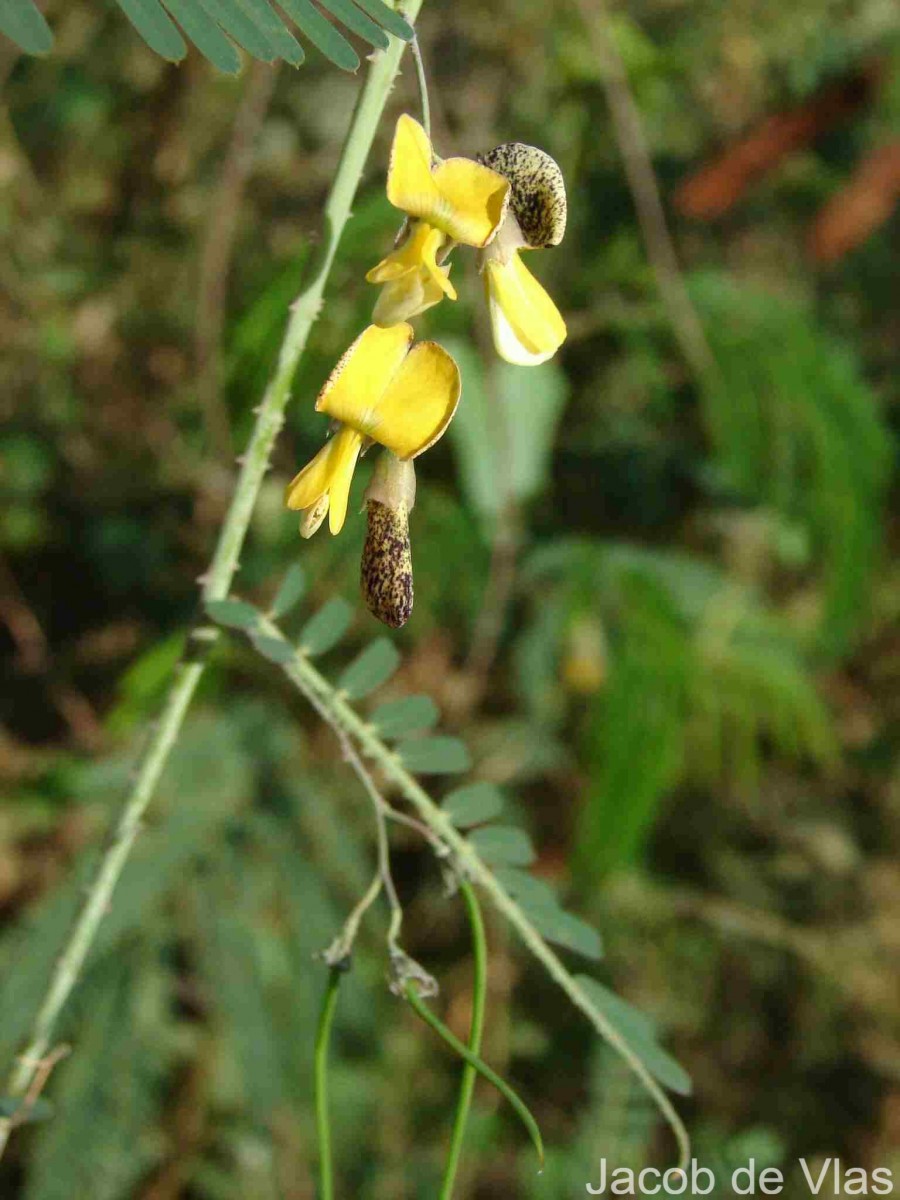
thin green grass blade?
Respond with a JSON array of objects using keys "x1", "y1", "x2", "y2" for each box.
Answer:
[
  {"x1": 279, "y1": 0, "x2": 359, "y2": 69},
  {"x1": 405, "y1": 981, "x2": 544, "y2": 1170},
  {"x1": 349, "y1": 0, "x2": 412, "y2": 40},
  {"x1": 0, "y1": 0, "x2": 53, "y2": 54},
  {"x1": 115, "y1": 0, "x2": 187, "y2": 59},
  {"x1": 320, "y1": 0, "x2": 388, "y2": 48},
  {"x1": 162, "y1": 0, "x2": 242, "y2": 70}
]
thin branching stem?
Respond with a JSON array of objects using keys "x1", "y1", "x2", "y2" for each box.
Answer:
[
  {"x1": 0, "y1": 8, "x2": 424, "y2": 1159},
  {"x1": 439, "y1": 880, "x2": 488, "y2": 1200},
  {"x1": 314, "y1": 967, "x2": 344, "y2": 1200},
  {"x1": 252, "y1": 614, "x2": 691, "y2": 1167},
  {"x1": 291, "y1": 668, "x2": 406, "y2": 959},
  {"x1": 409, "y1": 27, "x2": 431, "y2": 141}
]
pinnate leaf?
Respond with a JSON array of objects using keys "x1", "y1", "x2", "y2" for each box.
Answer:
[{"x1": 337, "y1": 638, "x2": 400, "y2": 699}]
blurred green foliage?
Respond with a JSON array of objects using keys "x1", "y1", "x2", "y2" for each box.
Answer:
[{"x1": 2, "y1": 0, "x2": 900, "y2": 1195}]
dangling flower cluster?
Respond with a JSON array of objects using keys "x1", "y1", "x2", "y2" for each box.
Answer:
[{"x1": 285, "y1": 115, "x2": 567, "y2": 626}]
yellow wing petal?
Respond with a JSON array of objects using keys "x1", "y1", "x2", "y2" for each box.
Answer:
[
  {"x1": 386, "y1": 115, "x2": 441, "y2": 222},
  {"x1": 326, "y1": 427, "x2": 363, "y2": 534},
  {"x1": 316, "y1": 323, "x2": 413, "y2": 427},
  {"x1": 431, "y1": 157, "x2": 510, "y2": 247},
  {"x1": 371, "y1": 341, "x2": 461, "y2": 459},
  {"x1": 484, "y1": 253, "x2": 566, "y2": 365},
  {"x1": 285, "y1": 425, "x2": 363, "y2": 527}
]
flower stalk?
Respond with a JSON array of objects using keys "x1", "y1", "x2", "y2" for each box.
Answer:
[{"x1": 0, "y1": 8, "x2": 423, "y2": 1159}]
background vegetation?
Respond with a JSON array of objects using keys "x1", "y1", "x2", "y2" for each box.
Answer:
[{"x1": 2, "y1": 0, "x2": 900, "y2": 1195}]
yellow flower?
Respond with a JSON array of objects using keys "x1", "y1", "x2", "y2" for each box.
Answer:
[
  {"x1": 477, "y1": 142, "x2": 568, "y2": 366},
  {"x1": 366, "y1": 115, "x2": 510, "y2": 326},
  {"x1": 285, "y1": 323, "x2": 460, "y2": 536}
]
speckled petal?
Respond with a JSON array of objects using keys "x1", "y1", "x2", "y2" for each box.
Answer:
[{"x1": 477, "y1": 142, "x2": 567, "y2": 248}]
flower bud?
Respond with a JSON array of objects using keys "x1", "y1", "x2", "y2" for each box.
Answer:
[{"x1": 361, "y1": 454, "x2": 416, "y2": 628}]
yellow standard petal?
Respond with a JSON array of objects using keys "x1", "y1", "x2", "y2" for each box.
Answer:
[
  {"x1": 285, "y1": 425, "x2": 364, "y2": 535},
  {"x1": 484, "y1": 251, "x2": 566, "y2": 365},
  {"x1": 316, "y1": 323, "x2": 413, "y2": 427},
  {"x1": 386, "y1": 114, "x2": 509, "y2": 248},
  {"x1": 386, "y1": 114, "x2": 438, "y2": 220},
  {"x1": 430, "y1": 158, "x2": 510, "y2": 247},
  {"x1": 369, "y1": 340, "x2": 461, "y2": 459}
]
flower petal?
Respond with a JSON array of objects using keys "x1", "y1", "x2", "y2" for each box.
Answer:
[
  {"x1": 370, "y1": 341, "x2": 461, "y2": 458},
  {"x1": 372, "y1": 270, "x2": 447, "y2": 326},
  {"x1": 316, "y1": 323, "x2": 413, "y2": 426},
  {"x1": 285, "y1": 425, "x2": 364, "y2": 537},
  {"x1": 386, "y1": 114, "x2": 441, "y2": 224},
  {"x1": 385, "y1": 115, "x2": 509, "y2": 247},
  {"x1": 484, "y1": 252, "x2": 566, "y2": 365},
  {"x1": 431, "y1": 157, "x2": 509, "y2": 247},
  {"x1": 367, "y1": 223, "x2": 456, "y2": 325},
  {"x1": 325, "y1": 427, "x2": 363, "y2": 534}
]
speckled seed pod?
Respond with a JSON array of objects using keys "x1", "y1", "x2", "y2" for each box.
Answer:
[
  {"x1": 361, "y1": 500, "x2": 413, "y2": 628},
  {"x1": 477, "y1": 143, "x2": 567, "y2": 248}
]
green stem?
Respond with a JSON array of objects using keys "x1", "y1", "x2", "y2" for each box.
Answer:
[
  {"x1": 0, "y1": 11, "x2": 423, "y2": 1161},
  {"x1": 315, "y1": 968, "x2": 343, "y2": 1200},
  {"x1": 439, "y1": 880, "x2": 487, "y2": 1200},
  {"x1": 404, "y1": 981, "x2": 543, "y2": 1170},
  {"x1": 259, "y1": 618, "x2": 689, "y2": 1168}
]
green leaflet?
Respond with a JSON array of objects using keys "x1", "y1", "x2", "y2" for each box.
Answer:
[
  {"x1": 369, "y1": 694, "x2": 440, "y2": 738},
  {"x1": 162, "y1": 0, "x2": 241, "y2": 71},
  {"x1": 269, "y1": 564, "x2": 308, "y2": 619},
  {"x1": 0, "y1": 0, "x2": 53, "y2": 54},
  {"x1": 468, "y1": 825, "x2": 536, "y2": 867},
  {"x1": 399, "y1": 736, "x2": 472, "y2": 775},
  {"x1": 300, "y1": 597, "x2": 354, "y2": 656},
  {"x1": 337, "y1": 638, "x2": 401, "y2": 699},
  {"x1": 441, "y1": 781, "x2": 505, "y2": 827},
  {"x1": 574, "y1": 976, "x2": 692, "y2": 1097},
  {"x1": 3, "y1": 0, "x2": 413, "y2": 67}
]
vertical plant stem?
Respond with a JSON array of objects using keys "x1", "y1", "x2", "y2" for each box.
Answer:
[
  {"x1": 314, "y1": 968, "x2": 344, "y2": 1200},
  {"x1": 570, "y1": 0, "x2": 719, "y2": 389},
  {"x1": 438, "y1": 880, "x2": 487, "y2": 1200},
  {"x1": 0, "y1": 8, "x2": 422, "y2": 1160}
]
